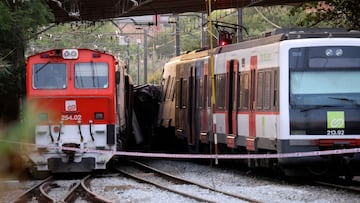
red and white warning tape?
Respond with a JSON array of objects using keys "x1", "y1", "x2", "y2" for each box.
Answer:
[{"x1": 1, "y1": 139, "x2": 360, "y2": 159}]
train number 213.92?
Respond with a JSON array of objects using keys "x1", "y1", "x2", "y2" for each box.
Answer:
[{"x1": 327, "y1": 130, "x2": 345, "y2": 135}]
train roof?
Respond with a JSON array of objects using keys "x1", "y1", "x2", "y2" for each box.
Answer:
[
  {"x1": 27, "y1": 48, "x2": 114, "y2": 59},
  {"x1": 170, "y1": 28, "x2": 360, "y2": 62},
  {"x1": 220, "y1": 28, "x2": 360, "y2": 53}
]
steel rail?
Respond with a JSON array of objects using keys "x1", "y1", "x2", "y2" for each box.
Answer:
[
  {"x1": 115, "y1": 160, "x2": 263, "y2": 203},
  {"x1": 62, "y1": 175, "x2": 112, "y2": 203},
  {"x1": 116, "y1": 165, "x2": 214, "y2": 203},
  {"x1": 313, "y1": 179, "x2": 360, "y2": 193},
  {"x1": 39, "y1": 181, "x2": 57, "y2": 202},
  {"x1": 131, "y1": 160, "x2": 263, "y2": 203},
  {"x1": 12, "y1": 176, "x2": 53, "y2": 203}
]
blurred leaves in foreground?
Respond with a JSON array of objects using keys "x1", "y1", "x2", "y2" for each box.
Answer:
[{"x1": 0, "y1": 104, "x2": 37, "y2": 178}]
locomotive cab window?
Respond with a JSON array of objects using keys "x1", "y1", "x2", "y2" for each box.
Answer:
[
  {"x1": 33, "y1": 63, "x2": 67, "y2": 89},
  {"x1": 75, "y1": 62, "x2": 109, "y2": 89}
]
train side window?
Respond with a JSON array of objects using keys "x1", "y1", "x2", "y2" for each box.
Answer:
[
  {"x1": 263, "y1": 71, "x2": 272, "y2": 110},
  {"x1": 162, "y1": 76, "x2": 169, "y2": 101},
  {"x1": 170, "y1": 77, "x2": 176, "y2": 101},
  {"x1": 273, "y1": 70, "x2": 279, "y2": 110},
  {"x1": 257, "y1": 72, "x2": 264, "y2": 110},
  {"x1": 175, "y1": 79, "x2": 182, "y2": 108},
  {"x1": 182, "y1": 79, "x2": 188, "y2": 108},
  {"x1": 166, "y1": 76, "x2": 174, "y2": 101},
  {"x1": 203, "y1": 75, "x2": 208, "y2": 109},
  {"x1": 236, "y1": 73, "x2": 241, "y2": 110},
  {"x1": 240, "y1": 73, "x2": 249, "y2": 110},
  {"x1": 215, "y1": 74, "x2": 226, "y2": 109},
  {"x1": 198, "y1": 78, "x2": 203, "y2": 109}
]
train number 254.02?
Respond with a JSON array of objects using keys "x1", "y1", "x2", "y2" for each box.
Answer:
[{"x1": 61, "y1": 114, "x2": 82, "y2": 121}]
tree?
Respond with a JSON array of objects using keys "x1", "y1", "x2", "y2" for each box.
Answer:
[
  {"x1": 215, "y1": 6, "x2": 304, "y2": 38},
  {"x1": 290, "y1": 0, "x2": 360, "y2": 30},
  {"x1": 0, "y1": 0, "x2": 53, "y2": 122},
  {"x1": 0, "y1": 0, "x2": 53, "y2": 66}
]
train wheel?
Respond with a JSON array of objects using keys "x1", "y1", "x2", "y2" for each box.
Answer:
[{"x1": 307, "y1": 165, "x2": 329, "y2": 176}]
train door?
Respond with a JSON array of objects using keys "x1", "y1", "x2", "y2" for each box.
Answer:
[
  {"x1": 175, "y1": 64, "x2": 185, "y2": 139},
  {"x1": 246, "y1": 56, "x2": 258, "y2": 151},
  {"x1": 226, "y1": 60, "x2": 239, "y2": 148},
  {"x1": 195, "y1": 60, "x2": 209, "y2": 148},
  {"x1": 175, "y1": 63, "x2": 195, "y2": 145}
]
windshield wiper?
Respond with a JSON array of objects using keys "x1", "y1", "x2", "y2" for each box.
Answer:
[
  {"x1": 35, "y1": 61, "x2": 50, "y2": 74},
  {"x1": 299, "y1": 105, "x2": 341, "y2": 112},
  {"x1": 328, "y1": 97, "x2": 360, "y2": 107},
  {"x1": 35, "y1": 61, "x2": 50, "y2": 81}
]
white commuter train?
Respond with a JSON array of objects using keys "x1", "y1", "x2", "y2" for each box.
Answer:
[{"x1": 158, "y1": 28, "x2": 360, "y2": 177}]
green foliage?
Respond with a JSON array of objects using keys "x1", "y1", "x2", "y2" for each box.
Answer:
[
  {"x1": 148, "y1": 31, "x2": 175, "y2": 58},
  {"x1": 0, "y1": 59, "x2": 17, "y2": 95},
  {"x1": 243, "y1": 6, "x2": 301, "y2": 36},
  {"x1": 290, "y1": 0, "x2": 360, "y2": 30},
  {"x1": 0, "y1": 105, "x2": 36, "y2": 154},
  {"x1": 28, "y1": 22, "x2": 119, "y2": 54},
  {"x1": 148, "y1": 68, "x2": 163, "y2": 84},
  {"x1": 0, "y1": 0, "x2": 53, "y2": 122},
  {"x1": 0, "y1": 0, "x2": 53, "y2": 53},
  {"x1": 213, "y1": 6, "x2": 304, "y2": 38}
]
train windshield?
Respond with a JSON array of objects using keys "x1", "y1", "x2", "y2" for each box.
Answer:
[
  {"x1": 32, "y1": 63, "x2": 67, "y2": 89},
  {"x1": 74, "y1": 62, "x2": 109, "y2": 89},
  {"x1": 289, "y1": 46, "x2": 360, "y2": 107}
]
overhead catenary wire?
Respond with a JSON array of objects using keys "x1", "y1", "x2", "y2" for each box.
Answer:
[{"x1": 254, "y1": 7, "x2": 281, "y2": 29}]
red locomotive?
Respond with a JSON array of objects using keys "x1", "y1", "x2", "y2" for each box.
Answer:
[{"x1": 26, "y1": 48, "x2": 134, "y2": 173}]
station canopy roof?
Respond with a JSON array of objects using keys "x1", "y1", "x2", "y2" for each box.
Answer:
[{"x1": 48, "y1": 0, "x2": 317, "y2": 23}]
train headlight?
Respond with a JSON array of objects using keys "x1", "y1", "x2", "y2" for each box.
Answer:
[
  {"x1": 325, "y1": 49, "x2": 334, "y2": 56},
  {"x1": 335, "y1": 48, "x2": 343, "y2": 56},
  {"x1": 325, "y1": 48, "x2": 343, "y2": 57},
  {"x1": 62, "y1": 49, "x2": 78, "y2": 59}
]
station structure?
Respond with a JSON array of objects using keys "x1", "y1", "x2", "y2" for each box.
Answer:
[
  {"x1": 47, "y1": 0, "x2": 318, "y2": 22},
  {"x1": 42, "y1": 0, "x2": 318, "y2": 84}
]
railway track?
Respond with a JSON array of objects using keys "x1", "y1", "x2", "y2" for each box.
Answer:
[
  {"x1": 115, "y1": 160, "x2": 263, "y2": 203},
  {"x1": 12, "y1": 175, "x2": 111, "y2": 203},
  {"x1": 12, "y1": 176, "x2": 53, "y2": 203},
  {"x1": 313, "y1": 178, "x2": 360, "y2": 194}
]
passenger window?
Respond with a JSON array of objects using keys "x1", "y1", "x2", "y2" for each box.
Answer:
[
  {"x1": 264, "y1": 71, "x2": 272, "y2": 110},
  {"x1": 215, "y1": 74, "x2": 226, "y2": 109},
  {"x1": 182, "y1": 79, "x2": 188, "y2": 108},
  {"x1": 241, "y1": 74, "x2": 249, "y2": 110},
  {"x1": 175, "y1": 79, "x2": 181, "y2": 108},
  {"x1": 257, "y1": 72, "x2": 264, "y2": 110}
]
